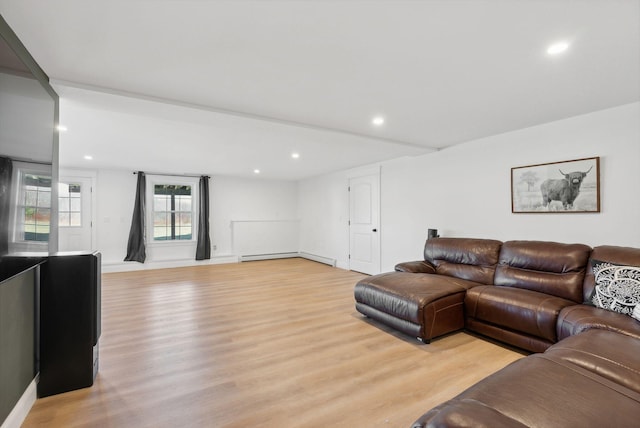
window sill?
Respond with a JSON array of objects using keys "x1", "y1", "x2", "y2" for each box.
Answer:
[{"x1": 148, "y1": 240, "x2": 196, "y2": 247}]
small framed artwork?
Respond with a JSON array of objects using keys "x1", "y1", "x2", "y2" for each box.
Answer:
[{"x1": 511, "y1": 157, "x2": 600, "y2": 213}]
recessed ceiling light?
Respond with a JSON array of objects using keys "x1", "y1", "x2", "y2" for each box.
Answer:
[
  {"x1": 253, "y1": 169, "x2": 260, "y2": 174},
  {"x1": 372, "y1": 116, "x2": 385, "y2": 126},
  {"x1": 84, "y1": 155, "x2": 93, "y2": 160},
  {"x1": 57, "y1": 125, "x2": 68, "y2": 132},
  {"x1": 547, "y1": 41, "x2": 570, "y2": 55},
  {"x1": 291, "y1": 153, "x2": 300, "y2": 159}
]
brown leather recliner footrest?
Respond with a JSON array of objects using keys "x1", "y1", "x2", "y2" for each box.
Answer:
[{"x1": 355, "y1": 272, "x2": 481, "y2": 342}]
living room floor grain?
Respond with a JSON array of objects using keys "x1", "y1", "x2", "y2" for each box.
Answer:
[{"x1": 22, "y1": 258, "x2": 523, "y2": 427}]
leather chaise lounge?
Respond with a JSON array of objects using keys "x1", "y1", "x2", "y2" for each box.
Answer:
[
  {"x1": 355, "y1": 238, "x2": 503, "y2": 343},
  {"x1": 354, "y1": 237, "x2": 640, "y2": 427}
]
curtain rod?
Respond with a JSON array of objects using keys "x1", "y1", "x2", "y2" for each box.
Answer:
[{"x1": 133, "y1": 171, "x2": 210, "y2": 179}]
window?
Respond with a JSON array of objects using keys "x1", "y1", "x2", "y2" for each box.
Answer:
[
  {"x1": 58, "y1": 182, "x2": 82, "y2": 227},
  {"x1": 20, "y1": 174, "x2": 51, "y2": 242},
  {"x1": 153, "y1": 184, "x2": 193, "y2": 240}
]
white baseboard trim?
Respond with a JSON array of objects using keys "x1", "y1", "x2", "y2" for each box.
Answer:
[
  {"x1": 101, "y1": 252, "x2": 340, "y2": 273},
  {"x1": 1, "y1": 376, "x2": 37, "y2": 428},
  {"x1": 298, "y1": 252, "x2": 337, "y2": 267},
  {"x1": 101, "y1": 255, "x2": 239, "y2": 273},
  {"x1": 239, "y1": 252, "x2": 337, "y2": 266},
  {"x1": 239, "y1": 252, "x2": 299, "y2": 262},
  {"x1": 336, "y1": 260, "x2": 350, "y2": 270}
]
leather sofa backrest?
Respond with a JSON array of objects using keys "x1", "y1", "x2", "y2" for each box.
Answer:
[
  {"x1": 583, "y1": 245, "x2": 640, "y2": 303},
  {"x1": 494, "y1": 240, "x2": 591, "y2": 303},
  {"x1": 424, "y1": 238, "x2": 502, "y2": 285}
]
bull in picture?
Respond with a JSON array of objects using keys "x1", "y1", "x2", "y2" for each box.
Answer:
[{"x1": 540, "y1": 166, "x2": 593, "y2": 210}]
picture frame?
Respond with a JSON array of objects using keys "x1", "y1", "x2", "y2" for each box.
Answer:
[{"x1": 511, "y1": 157, "x2": 600, "y2": 213}]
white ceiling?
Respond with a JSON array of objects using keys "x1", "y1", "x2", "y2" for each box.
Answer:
[{"x1": 1, "y1": 0, "x2": 638, "y2": 180}]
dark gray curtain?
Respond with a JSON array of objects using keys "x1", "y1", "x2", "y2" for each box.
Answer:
[
  {"x1": 0, "y1": 157, "x2": 12, "y2": 256},
  {"x1": 195, "y1": 175, "x2": 211, "y2": 260},
  {"x1": 124, "y1": 171, "x2": 146, "y2": 262}
]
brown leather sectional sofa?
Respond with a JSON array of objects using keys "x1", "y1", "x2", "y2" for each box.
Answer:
[{"x1": 354, "y1": 238, "x2": 640, "y2": 427}]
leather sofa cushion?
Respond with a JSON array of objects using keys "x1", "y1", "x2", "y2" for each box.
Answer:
[
  {"x1": 412, "y1": 399, "x2": 528, "y2": 428},
  {"x1": 412, "y1": 353, "x2": 640, "y2": 428},
  {"x1": 545, "y1": 329, "x2": 640, "y2": 394},
  {"x1": 494, "y1": 240, "x2": 591, "y2": 303},
  {"x1": 394, "y1": 260, "x2": 436, "y2": 274},
  {"x1": 583, "y1": 245, "x2": 640, "y2": 302},
  {"x1": 465, "y1": 317, "x2": 553, "y2": 352},
  {"x1": 557, "y1": 304, "x2": 640, "y2": 341},
  {"x1": 424, "y1": 238, "x2": 502, "y2": 285},
  {"x1": 466, "y1": 285, "x2": 574, "y2": 342},
  {"x1": 355, "y1": 272, "x2": 479, "y2": 324}
]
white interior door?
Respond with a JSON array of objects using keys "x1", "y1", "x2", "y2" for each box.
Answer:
[
  {"x1": 58, "y1": 176, "x2": 93, "y2": 251},
  {"x1": 349, "y1": 173, "x2": 380, "y2": 275}
]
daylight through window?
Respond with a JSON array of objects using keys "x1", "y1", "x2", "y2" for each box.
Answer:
[
  {"x1": 58, "y1": 183, "x2": 82, "y2": 227},
  {"x1": 153, "y1": 184, "x2": 193, "y2": 240},
  {"x1": 21, "y1": 174, "x2": 51, "y2": 242}
]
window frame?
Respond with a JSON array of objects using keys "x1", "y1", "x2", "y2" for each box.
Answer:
[
  {"x1": 147, "y1": 176, "x2": 198, "y2": 245},
  {"x1": 58, "y1": 181, "x2": 83, "y2": 228},
  {"x1": 9, "y1": 162, "x2": 53, "y2": 249}
]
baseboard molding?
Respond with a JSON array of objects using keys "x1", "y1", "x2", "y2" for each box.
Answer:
[
  {"x1": 298, "y1": 252, "x2": 337, "y2": 267},
  {"x1": 336, "y1": 260, "x2": 350, "y2": 270},
  {"x1": 1, "y1": 376, "x2": 37, "y2": 428},
  {"x1": 239, "y1": 252, "x2": 337, "y2": 266},
  {"x1": 101, "y1": 252, "x2": 339, "y2": 272},
  {"x1": 101, "y1": 255, "x2": 239, "y2": 273},
  {"x1": 239, "y1": 252, "x2": 299, "y2": 262}
]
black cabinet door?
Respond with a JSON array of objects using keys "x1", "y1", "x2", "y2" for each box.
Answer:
[{"x1": 38, "y1": 252, "x2": 101, "y2": 397}]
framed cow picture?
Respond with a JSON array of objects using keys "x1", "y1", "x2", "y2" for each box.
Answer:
[{"x1": 511, "y1": 157, "x2": 600, "y2": 213}]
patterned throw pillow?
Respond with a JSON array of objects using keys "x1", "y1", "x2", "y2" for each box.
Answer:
[{"x1": 591, "y1": 260, "x2": 640, "y2": 321}]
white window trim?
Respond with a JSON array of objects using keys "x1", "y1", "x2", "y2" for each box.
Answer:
[
  {"x1": 59, "y1": 169, "x2": 97, "y2": 251},
  {"x1": 58, "y1": 181, "x2": 83, "y2": 228},
  {"x1": 9, "y1": 161, "x2": 52, "y2": 252},
  {"x1": 146, "y1": 175, "x2": 198, "y2": 246}
]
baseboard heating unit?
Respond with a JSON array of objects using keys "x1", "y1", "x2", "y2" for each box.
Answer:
[
  {"x1": 239, "y1": 252, "x2": 299, "y2": 262},
  {"x1": 298, "y1": 252, "x2": 336, "y2": 267}
]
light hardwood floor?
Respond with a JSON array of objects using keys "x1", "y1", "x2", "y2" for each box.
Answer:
[{"x1": 23, "y1": 258, "x2": 523, "y2": 427}]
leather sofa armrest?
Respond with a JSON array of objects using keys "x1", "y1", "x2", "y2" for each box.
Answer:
[
  {"x1": 394, "y1": 261, "x2": 436, "y2": 274},
  {"x1": 557, "y1": 305, "x2": 640, "y2": 341}
]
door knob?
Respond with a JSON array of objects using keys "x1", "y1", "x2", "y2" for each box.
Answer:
[{"x1": 372, "y1": 228, "x2": 377, "y2": 232}]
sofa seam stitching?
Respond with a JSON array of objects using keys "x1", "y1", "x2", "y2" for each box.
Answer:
[
  {"x1": 538, "y1": 355, "x2": 640, "y2": 401},
  {"x1": 548, "y1": 346, "x2": 640, "y2": 376}
]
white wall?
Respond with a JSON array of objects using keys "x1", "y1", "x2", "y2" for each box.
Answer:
[
  {"x1": 93, "y1": 170, "x2": 298, "y2": 271},
  {"x1": 298, "y1": 170, "x2": 351, "y2": 269},
  {"x1": 95, "y1": 170, "x2": 137, "y2": 267},
  {"x1": 299, "y1": 103, "x2": 640, "y2": 273},
  {"x1": 211, "y1": 176, "x2": 298, "y2": 256},
  {"x1": 297, "y1": 164, "x2": 384, "y2": 270}
]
